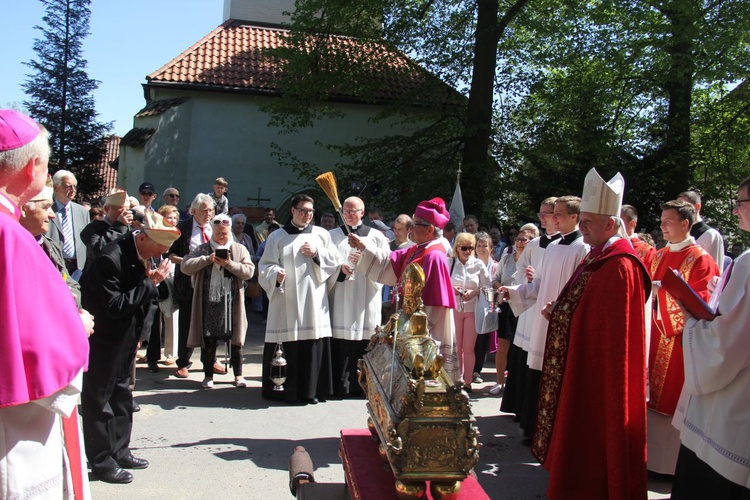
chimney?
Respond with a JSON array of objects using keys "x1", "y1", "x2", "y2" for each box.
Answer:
[{"x1": 223, "y1": 0, "x2": 296, "y2": 25}]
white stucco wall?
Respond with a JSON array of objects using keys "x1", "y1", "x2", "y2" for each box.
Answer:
[{"x1": 119, "y1": 88, "x2": 425, "y2": 213}]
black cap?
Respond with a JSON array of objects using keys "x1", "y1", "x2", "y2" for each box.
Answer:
[{"x1": 139, "y1": 181, "x2": 155, "y2": 193}]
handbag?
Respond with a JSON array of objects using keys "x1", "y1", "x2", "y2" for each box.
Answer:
[
  {"x1": 474, "y1": 289, "x2": 499, "y2": 334},
  {"x1": 246, "y1": 280, "x2": 262, "y2": 299}
]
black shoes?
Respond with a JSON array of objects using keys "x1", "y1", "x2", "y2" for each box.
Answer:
[
  {"x1": 93, "y1": 467, "x2": 133, "y2": 484},
  {"x1": 116, "y1": 454, "x2": 149, "y2": 469},
  {"x1": 132, "y1": 401, "x2": 141, "y2": 413},
  {"x1": 148, "y1": 362, "x2": 159, "y2": 373}
]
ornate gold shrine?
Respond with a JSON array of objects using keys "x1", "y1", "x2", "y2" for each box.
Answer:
[{"x1": 357, "y1": 263, "x2": 480, "y2": 500}]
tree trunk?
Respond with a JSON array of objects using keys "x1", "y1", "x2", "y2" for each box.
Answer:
[{"x1": 461, "y1": 0, "x2": 531, "y2": 216}]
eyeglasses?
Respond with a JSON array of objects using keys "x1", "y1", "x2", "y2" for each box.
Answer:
[
  {"x1": 140, "y1": 191, "x2": 155, "y2": 196},
  {"x1": 166, "y1": 193, "x2": 180, "y2": 198},
  {"x1": 734, "y1": 198, "x2": 750, "y2": 209},
  {"x1": 515, "y1": 237, "x2": 529, "y2": 243},
  {"x1": 212, "y1": 219, "x2": 231, "y2": 226},
  {"x1": 537, "y1": 212, "x2": 553, "y2": 217},
  {"x1": 295, "y1": 207, "x2": 315, "y2": 215},
  {"x1": 342, "y1": 209, "x2": 362, "y2": 215},
  {"x1": 459, "y1": 246, "x2": 474, "y2": 252},
  {"x1": 63, "y1": 185, "x2": 77, "y2": 191}
]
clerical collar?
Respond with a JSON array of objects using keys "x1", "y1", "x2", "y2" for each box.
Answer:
[
  {"x1": 540, "y1": 232, "x2": 562, "y2": 248},
  {"x1": 36, "y1": 235, "x2": 44, "y2": 245},
  {"x1": 284, "y1": 221, "x2": 312, "y2": 234},
  {"x1": 667, "y1": 236, "x2": 696, "y2": 252},
  {"x1": 559, "y1": 229, "x2": 583, "y2": 245}
]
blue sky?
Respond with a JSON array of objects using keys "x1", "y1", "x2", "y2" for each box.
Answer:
[{"x1": 2, "y1": 0, "x2": 225, "y2": 136}]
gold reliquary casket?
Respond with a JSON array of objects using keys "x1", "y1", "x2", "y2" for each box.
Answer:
[{"x1": 357, "y1": 263, "x2": 480, "y2": 499}]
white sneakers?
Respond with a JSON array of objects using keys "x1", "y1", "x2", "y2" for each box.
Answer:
[
  {"x1": 489, "y1": 383, "x2": 504, "y2": 395},
  {"x1": 472, "y1": 372, "x2": 483, "y2": 384},
  {"x1": 202, "y1": 377, "x2": 247, "y2": 388}
]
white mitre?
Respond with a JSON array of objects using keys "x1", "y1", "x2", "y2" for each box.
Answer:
[{"x1": 581, "y1": 168, "x2": 624, "y2": 216}]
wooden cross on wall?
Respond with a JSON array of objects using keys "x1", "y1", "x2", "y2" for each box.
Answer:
[{"x1": 247, "y1": 188, "x2": 271, "y2": 207}]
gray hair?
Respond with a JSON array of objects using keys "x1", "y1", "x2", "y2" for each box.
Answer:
[
  {"x1": 190, "y1": 193, "x2": 214, "y2": 212},
  {"x1": 519, "y1": 223, "x2": 540, "y2": 239},
  {"x1": 52, "y1": 169, "x2": 76, "y2": 186},
  {"x1": 475, "y1": 231, "x2": 492, "y2": 246},
  {"x1": 231, "y1": 213, "x2": 247, "y2": 223},
  {"x1": 0, "y1": 125, "x2": 50, "y2": 175}
]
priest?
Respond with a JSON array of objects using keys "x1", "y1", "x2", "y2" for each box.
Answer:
[
  {"x1": 259, "y1": 194, "x2": 342, "y2": 404},
  {"x1": 0, "y1": 109, "x2": 93, "y2": 498},
  {"x1": 532, "y1": 168, "x2": 650, "y2": 499},
  {"x1": 647, "y1": 200, "x2": 719, "y2": 475},
  {"x1": 328, "y1": 196, "x2": 390, "y2": 397},
  {"x1": 349, "y1": 197, "x2": 458, "y2": 381}
]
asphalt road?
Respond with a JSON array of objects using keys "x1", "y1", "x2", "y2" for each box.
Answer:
[{"x1": 89, "y1": 313, "x2": 672, "y2": 499}]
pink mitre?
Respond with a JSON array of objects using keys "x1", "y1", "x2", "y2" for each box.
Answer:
[
  {"x1": 414, "y1": 197, "x2": 450, "y2": 229},
  {"x1": 0, "y1": 109, "x2": 40, "y2": 151}
]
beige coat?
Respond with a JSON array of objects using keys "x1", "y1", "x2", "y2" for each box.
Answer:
[{"x1": 181, "y1": 241, "x2": 254, "y2": 348}]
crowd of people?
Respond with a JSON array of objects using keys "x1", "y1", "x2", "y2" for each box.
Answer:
[{"x1": 2, "y1": 108, "x2": 749, "y2": 499}]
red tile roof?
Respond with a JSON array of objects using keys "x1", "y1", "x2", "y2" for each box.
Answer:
[
  {"x1": 93, "y1": 135, "x2": 120, "y2": 199},
  {"x1": 147, "y1": 20, "x2": 461, "y2": 105}
]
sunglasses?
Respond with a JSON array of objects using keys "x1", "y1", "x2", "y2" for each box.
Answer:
[
  {"x1": 459, "y1": 246, "x2": 475, "y2": 252},
  {"x1": 166, "y1": 193, "x2": 180, "y2": 198},
  {"x1": 212, "y1": 219, "x2": 231, "y2": 226},
  {"x1": 140, "y1": 191, "x2": 155, "y2": 196}
]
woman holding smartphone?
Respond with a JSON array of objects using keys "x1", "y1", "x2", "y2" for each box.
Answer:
[{"x1": 181, "y1": 214, "x2": 255, "y2": 388}]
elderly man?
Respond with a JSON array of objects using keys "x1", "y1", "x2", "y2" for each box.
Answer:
[
  {"x1": 532, "y1": 169, "x2": 650, "y2": 499},
  {"x1": 80, "y1": 188, "x2": 133, "y2": 265},
  {"x1": 259, "y1": 194, "x2": 342, "y2": 404},
  {"x1": 328, "y1": 197, "x2": 390, "y2": 397},
  {"x1": 80, "y1": 210, "x2": 179, "y2": 484},
  {"x1": 647, "y1": 200, "x2": 719, "y2": 475},
  {"x1": 47, "y1": 169, "x2": 90, "y2": 277},
  {"x1": 0, "y1": 109, "x2": 92, "y2": 498},
  {"x1": 162, "y1": 186, "x2": 188, "y2": 222},
  {"x1": 351, "y1": 197, "x2": 458, "y2": 381},
  {"x1": 20, "y1": 183, "x2": 82, "y2": 305},
  {"x1": 169, "y1": 193, "x2": 225, "y2": 378}
]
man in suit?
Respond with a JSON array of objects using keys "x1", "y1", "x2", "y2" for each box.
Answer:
[
  {"x1": 80, "y1": 210, "x2": 179, "y2": 484},
  {"x1": 19, "y1": 183, "x2": 82, "y2": 306},
  {"x1": 47, "y1": 169, "x2": 90, "y2": 278}
]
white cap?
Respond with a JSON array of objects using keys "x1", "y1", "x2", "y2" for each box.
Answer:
[{"x1": 580, "y1": 168, "x2": 624, "y2": 216}]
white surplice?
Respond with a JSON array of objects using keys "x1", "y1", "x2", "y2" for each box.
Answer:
[
  {"x1": 678, "y1": 250, "x2": 750, "y2": 488},
  {"x1": 259, "y1": 225, "x2": 342, "y2": 343},
  {"x1": 506, "y1": 231, "x2": 589, "y2": 370},
  {"x1": 328, "y1": 226, "x2": 389, "y2": 341}
]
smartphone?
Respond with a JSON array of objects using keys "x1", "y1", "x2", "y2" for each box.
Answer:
[{"x1": 215, "y1": 248, "x2": 229, "y2": 259}]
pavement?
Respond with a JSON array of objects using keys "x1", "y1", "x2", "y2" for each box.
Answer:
[{"x1": 89, "y1": 313, "x2": 673, "y2": 499}]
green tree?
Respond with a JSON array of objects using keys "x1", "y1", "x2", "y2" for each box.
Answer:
[{"x1": 22, "y1": 0, "x2": 110, "y2": 199}]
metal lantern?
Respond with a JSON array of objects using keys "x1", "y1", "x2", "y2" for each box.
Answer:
[{"x1": 270, "y1": 342, "x2": 287, "y2": 391}]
